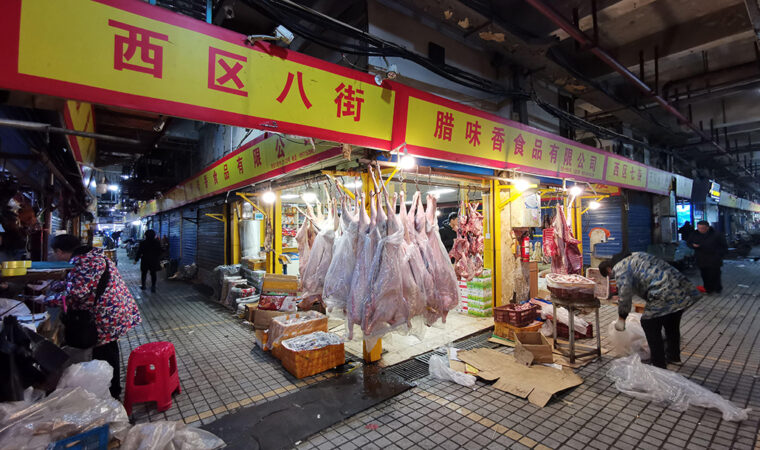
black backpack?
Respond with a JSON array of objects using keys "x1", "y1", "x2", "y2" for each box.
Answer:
[{"x1": 63, "y1": 260, "x2": 110, "y2": 349}]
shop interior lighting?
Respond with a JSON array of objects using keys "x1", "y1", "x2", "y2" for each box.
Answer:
[
  {"x1": 398, "y1": 148, "x2": 416, "y2": 170},
  {"x1": 427, "y1": 188, "x2": 456, "y2": 198},
  {"x1": 131, "y1": 220, "x2": 141, "y2": 226},
  {"x1": 343, "y1": 180, "x2": 362, "y2": 189},
  {"x1": 513, "y1": 178, "x2": 531, "y2": 192},
  {"x1": 301, "y1": 192, "x2": 317, "y2": 203},
  {"x1": 568, "y1": 185, "x2": 583, "y2": 197},
  {"x1": 262, "y1": 190, "x2": 277, "y2": 204},
  {"x1": 588, "y1": 200, "x2": 601, "y2": 210},
  {"x1": 435, "y1": 210, "x2": 441, "y2": 216},
  {"x1": 108, "y1": 184, "x2": 119, "y2": 191},
  {"x1": 280, "y1": 194, "x2": 300, "y2": 200}
]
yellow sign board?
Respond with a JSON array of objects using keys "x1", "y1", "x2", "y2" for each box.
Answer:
[
  {"x1": 62, "y1": 100, "x2": 96, "y2": 168},
  {"x1": 604, "y1": 156, "x2": 647, "y2": 189},
  {"x1": 140, "y1": 133, "x2": 340, "y2": 216},
  {"x1": 2, "y1": 0, "x2": 394, "y2": 149}
]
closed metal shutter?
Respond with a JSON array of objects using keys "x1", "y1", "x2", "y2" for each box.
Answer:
[
  {"x1": 181, "y1": 206, "x2": 198, "y2": 266},
  {"x1": 160, "y1": 214, "x2": 170, "y2": 240},
  {"x1": 169, "y1": 210, "x2": 181, "y2": 260},
  {"x1": 146, "y1": 217, "x2": 155, "y2": 232},
  {"x1": 196, "y1": 202, "x2": 225, "y2": 270},
  {"x1": 627, "y1": 191, "x2": 652, "y2": 253},
  {"x1": 50, "y1": 211, "x2": 62, "y2": 234},
  {"x1": 581, "y1": 196, "x2": 623, "y2": 266}
]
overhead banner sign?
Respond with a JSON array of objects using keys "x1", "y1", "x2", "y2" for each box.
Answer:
[
  {"x1": 674, "y1": 174, "x2": 693, "y2": 199},
  {"x1": 62, "y1": 100, "x2": 96, "y2": 170},
  {"x1": 645, "y1": 168, "x2": 672, "y2": 195},
  {"x1": 0, "y1": 0, "x2": 395, "y2": 150},
  {"x1": 139, "y1": 133, "x2": 340, "y2": 216}
]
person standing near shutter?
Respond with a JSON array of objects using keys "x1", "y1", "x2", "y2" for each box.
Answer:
[
  {"x1": 45, "y1": 234, "x2": 141, "y2": 399},
  {"x1": 135, "y1": 229, "x2": 162, "y2": 293},
  {"x1": 686, "y1": 221, "x2": 728, "y2": 294}
]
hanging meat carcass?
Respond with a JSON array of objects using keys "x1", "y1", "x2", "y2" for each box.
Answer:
[
  {"x1": 449, "y1": 201, "x2": 484, "y2": 281},
  {"x1": 322, "y1": 193, "x2": 360, "y2": 312},
  {"x1": 550, "y1": 204, "x2": 582, "y2": 275},
  {"x1": 423, "y1": 194, "x2": 460, "y2": 324},
  {"x1": 295, "y1": 203, "x2": 318, "y2": 281},
  {"x1": 300, "y1": 198, "x2": 339, "y2": 308}
]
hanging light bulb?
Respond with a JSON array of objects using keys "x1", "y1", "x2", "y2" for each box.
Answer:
[
  {"x1": 302, "y1": 192, "x2": 317, "y2": 203},
  {"x1": 399, "y1": 148, "x2": 416, "y2": 170},
  {"x1": 262, "y1": 190, "x2": 276, "y2": 204},
  {"x1": 589, "y1": 200, "x2": 601, "y2": 210},
  {"x1": 513, "y1": 178, "x2": 531, "y2": 192},
  {"x1": 569, "y1": 185, "x2": 583, "y2": 197}
]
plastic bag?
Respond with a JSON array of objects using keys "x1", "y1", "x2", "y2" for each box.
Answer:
[
  {"x1": 323, "y1": 197, "x2": 359, "y2": 313},
  {"x1": 607, "y1": 313, "x2": 650, "y2": 360},
  {"x1": 531, "y1": 299, "x2": 589, "y2": 334},
  {"x1": 607, "y1": 354, "x2": 751, "y2": 422},
  {"x1": 281, "y1": 331, "x2": 342, "y2": 352},
  {"x1": 266, "y1": 311, "x2": 327, "y2": 350},
  {"x1": 428, "y1": 354, "x2": 475, "y2": 387},
  {"x1": 0, "y1": 387, "x2": 130, "y2": 449},
  {"x1": 56, "y1": 360, "x2": 113, "y2": 399},
  {"x1": 121, "y1": 421, "x2": 225, "y2": 450}
]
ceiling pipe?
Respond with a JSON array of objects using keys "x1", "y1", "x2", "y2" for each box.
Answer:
[
  {"x1": 0, "y1": 118, "x2": 142, "y2": 145},
  {"x1": 523, "y1": 0, "x2": 754, "y2": 178}
]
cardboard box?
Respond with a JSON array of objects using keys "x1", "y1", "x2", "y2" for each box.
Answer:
[
  {"x1": 262, "y1": 274, "x2": 298, "y2": 293},
  {"x1": 245, "y1": 303, "x2": 259, "y2": 322},
  {"x1": 515, "y1": 332, "x2": 553, "y2": 365},
  {"x1": 253, "y1": 307, "x2": 289, "y2": 330},
  {"x1": 267, "y1": 311, "x2": 328, "y2": 351},
  {"x1": 254, "y1": 329, "x2": 268, "y2": 351},
  {"x1": 458, "y1": 348, "x2": 582, "y2": 407},
  {"x1": 279, "y1": 342, "x2": 345, "y2": 378}
]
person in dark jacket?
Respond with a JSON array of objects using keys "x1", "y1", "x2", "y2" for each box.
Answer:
[
  {"x1": 677, "y1": 221, "x2": 693, "y2": 241},
  {"x1": 135, "y1": 230, "x2": 162, "y2": 293},
  {"x1": 687, "y1": 221, "x2": 728, "y2": 294},
  {"x1": 440, "y1": 211, "x2": 459, "y2": 254}
]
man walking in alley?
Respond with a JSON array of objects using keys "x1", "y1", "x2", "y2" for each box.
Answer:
[
  {"x1": 599, "y1": 252, "x2": 701, "y2": 369},
  {"x1": 687, "y1": 220, "x2": 728, "y2": 294}
]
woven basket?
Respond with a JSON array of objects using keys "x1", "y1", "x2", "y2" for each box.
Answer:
[{"x1": 278, "y1": 343, "x2": 345, "y2": 379}]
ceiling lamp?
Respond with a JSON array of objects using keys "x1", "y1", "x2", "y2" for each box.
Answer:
[
  {"x1": 399, "y1": 148, "x2": 416, "y2": 170},
  {"x1": 589, "y1": 200, "x2": 601, "y2": 210},
  {"x1": 262, "y1": 190, "x2": 276, "y2": 204}
]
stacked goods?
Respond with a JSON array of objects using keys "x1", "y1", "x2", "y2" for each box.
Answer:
[
  {"x1": 265, "y1": 311, "x2": 328, "y2": 351},
  {"x1": 276, "y1": 332, "x2": 345, "y2": 378},
  {"x1": 466, "y1": 271, "x2": 493, "y2": 317},
  {"x1": 456, "y1": 280, "x2": 469, "y2": 314},
  {"x1": 545, "y1": 273, "x2": 596, "y2": 301}
]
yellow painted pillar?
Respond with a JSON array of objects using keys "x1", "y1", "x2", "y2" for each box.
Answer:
[
  {"x1": 274, "y1": 193, "x2": 283, "y2": 274},
  {"x1": 491, "y1": 180, "x2": 504, "y2": 307},
  {"x1": 223, "y1": 202, "x2": 229, "y2": 265},
  {"x1": 232, "y1": 202, "x2": 241, "y2": 265}
]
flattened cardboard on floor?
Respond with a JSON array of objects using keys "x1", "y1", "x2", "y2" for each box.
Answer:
[{"x1": 457, "y1": 348, "x2": 583, "y2": 407}]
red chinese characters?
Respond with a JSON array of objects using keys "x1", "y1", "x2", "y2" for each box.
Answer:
[
  {"x1": 434, "y1": 111, "x2": 455, "y2": 141},
  {"x1": 577, "y1": 152, "x2": 585, "y2": 169},
  {"x1": 223, "y1": 163, "x2": 230, "y2": 180},
  {"x1": 196, "y1": 179, "x2": 202, "y2": 193},
  {"x1": 108, "y1": 20, "x2": 169, "y2": 78},
  {"x1": 531, "y1": 139, "x2": 543, "y2": 160},
  {"x1": 563, "y1": 148, "x2": 573, "y2": 166},
  {"x1": 252, "y1": 147, "x2": 262, "y2": 168},
  {"x1": 237, "y1": 156, "x2": 245, "y2": 175},
  {"x1": 613, "y1": 162, "x2": 620, "y2": 177},
  {"x1": 276, "y1": 72, "x2": 312, "y2": 109},
  {"x1": 213, "y1": 171, "x2": 219, "y2": 185},
  {"x1": 334, "y1": 83, "x2": 364, "y2": 121},
  {"x1": 491, "y1": 127, "x2": 505, "y2": 152},
  {"x1": 550, "y1": 144, "x2": 559, "y2": 164},
  {"x1": 203, "y1": 174, "x2": 209, "y2": 188},
  {"x1": 208, "y1": 47, "x2": 247, "y2": 97},
  {"x1": 637, "y1": 168, "x2": 643, "y2": 181},
  {"x1": 589, "y1": 155, "x2": 597, "y2": 172},
  {"x1": 275, "y1": 136, "x2": 286, "y2": 159},
  {"x1": 513, "y1": 134, "x2": 526, "y2": 156},
  {"x1": 622, "y1": 164, "x2": 628, "y2": 179},
  {"x1": 466, "y1": 121, "x2": 481, "y2": 146}
]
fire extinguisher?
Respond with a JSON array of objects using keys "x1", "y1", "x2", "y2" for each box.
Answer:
[{"x1": 521, "y1": 233, "x2": 531, "y2": 262}]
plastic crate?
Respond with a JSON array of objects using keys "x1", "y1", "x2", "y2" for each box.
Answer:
[
  {"x1": 50, "y1": 425, "x2": 109, "y2": 450},
  {"x1": 556, "y1": 322, "x2": 594, "y2": 339},
  {"x1": 494, "y1": 303, "x2": 539, "y2": 327}
]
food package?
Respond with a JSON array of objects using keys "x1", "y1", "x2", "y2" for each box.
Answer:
[
  {"x1": 467, "y1": 307, "x2": 493, "y2": 317},
  {"x1": 266, "y1": 311, "x2": 328, "y2": 350},
  {"x1": 258, "y1": 294, "x2": 287, "y2": 311}
]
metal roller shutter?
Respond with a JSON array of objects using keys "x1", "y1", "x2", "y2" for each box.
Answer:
[
  {"x1": 169, "y1": 210, "x2": 181, "y2": 260},
  {"x1": 146, "y1": 217, "x2": 155, "y2": 232},
  {"x1": 196, "y1": 202, "x2": 225, "y2": 270},
  {"x1": 581, "y1": 196, "x2": 623, "y2": 266},
  {"x1": 160, "y1": 214, "x2": 170, "y2": 241},
  {"x1": 627, "y1": 191, "x2": 652, "y2": 253},
  {"x1": 181, "y1": 206, "x2": 197, "y2": 266}
]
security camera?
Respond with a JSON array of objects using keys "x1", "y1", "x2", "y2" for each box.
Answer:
[{"x1": 275, "y1": 25, "x2": 294, "y2": 45}]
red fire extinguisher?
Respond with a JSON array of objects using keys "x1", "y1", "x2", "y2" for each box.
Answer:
[{"x1": 521, "y1": 234, "x2": 530, "y2": 262}]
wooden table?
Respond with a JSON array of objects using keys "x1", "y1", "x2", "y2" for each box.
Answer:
[
  {"x1": 551, "y1": 295, "x2": 602, "y2": 364},
  {"x1": 0, "y1": 269, "x2": 70, "y2": 283}
]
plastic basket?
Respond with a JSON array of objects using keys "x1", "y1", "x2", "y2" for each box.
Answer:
[
  {"x1": 494, "y1": 304, "x2": 539, "y2": 327},
  {"x1": 545, "y1": 273, "x2": 596, "y2": 301},
  {"x1": 50, "y1": 424, "x2": 109, "y2": 450},
  {"x1": 493, "y1": 321, "x2": 543, "y2": 341},
  {"x1": 556, "y1": 322, "x2": 594, "y2": 339}
]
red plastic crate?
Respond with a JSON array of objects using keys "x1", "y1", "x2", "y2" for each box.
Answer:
[
  {"x1": 494, "y1": 304, "x2": 539, "y2": 327},
  {"x1": 556, "y1": 322, "x2": 593, "y2": 339}
]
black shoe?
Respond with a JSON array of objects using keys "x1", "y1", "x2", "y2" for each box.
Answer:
[
  {"x1": 140, "y1": 285, "x2": 146, "y2": 290},
  {"x1": 151, "y1": 286, "x2": 156, "y2": 293}
]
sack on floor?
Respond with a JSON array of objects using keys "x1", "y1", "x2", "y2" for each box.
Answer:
[
  {"x1": 121, "y1": 421, "x2": 225, "y2": 450},
  {"x1": 428, "y1": 354, "x2": 476, "y2": 387},
  {"x1": 608, "y1": 313, "x2": 650, "y2": 360},
  {"x1": 607, "y1": 354, "x2": 751, "y2": 422},
  {"x1": 56, "y1": 360, "x2": 112, "y2": 399}
]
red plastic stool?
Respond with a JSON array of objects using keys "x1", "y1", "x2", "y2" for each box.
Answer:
[{"x1": 124, "y1": 341, "x2": 180, "y2": 416}]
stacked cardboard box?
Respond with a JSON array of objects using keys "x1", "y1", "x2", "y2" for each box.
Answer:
[{"x1": 466, "y1": 270, "x2": 493, "y2": 317}]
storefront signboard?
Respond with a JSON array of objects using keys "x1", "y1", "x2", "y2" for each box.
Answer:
[
  {"x1": 674, "y1": 174, "x2": 693, "y2": 199},
  {"x1": 139, "y1": 133, "x2": 340, "y2": 215},
  {"x1": 603, "y1": 156, "x2": 648, "y2": 189},
  {"x1": 1, "y1": 0, "x2": 395, "y2": 150},
  {"x1": 646, "y1": 168, "x2": 672, "y2": 195},
  {"x1": 62, "y1": 100, "x2": 96, "y2": 170},
  {"x1": 719, "y1": 192, "x2": 739, "y2": 209}
]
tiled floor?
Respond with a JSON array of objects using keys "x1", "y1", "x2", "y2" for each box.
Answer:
[{"x1": 118, "y1": 250, "x2": 760, "y2": 449}]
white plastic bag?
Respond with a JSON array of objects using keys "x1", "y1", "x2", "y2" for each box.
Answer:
[
  {"x1": 607, "y1": 313, "x2": 650, "y2": 360},
  {"x1": 428, "y1": 354, "x2": 476, "y2": 387},
  {"x1": 121, "y1": 421, "x2": 225, "y2": 450},
  {"x1": 607, "y1": 354, "x2": 751, "y2": 422},
  {"x1": 56, "y1": 360, "x2": 113, "y2": 399}
]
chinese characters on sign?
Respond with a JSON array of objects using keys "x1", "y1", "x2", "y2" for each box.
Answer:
[
  {"x1": 208, "y1": 47, "x2": 247, "y2": 96},
  {"x1": 109, "y1": 20, "x2": 168, "y2": 78},
  {"x1": 605, "y1": 156, "x2": 647, "y2": 189},
  {"x1": 334, "y1": 83, "x2": 364, "y2": 121},
  {"x1": 434, "y1": 111, "x2": 454, "y2": 141}
]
